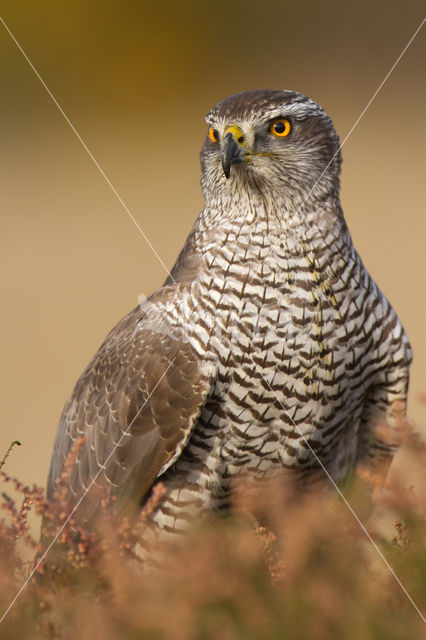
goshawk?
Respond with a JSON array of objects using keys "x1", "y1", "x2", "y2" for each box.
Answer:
[{"x1": 47, "y1": 90, "x2": 412, "y2": 552}]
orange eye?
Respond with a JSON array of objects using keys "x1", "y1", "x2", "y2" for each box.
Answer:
[
  {"x1": 271, "y1": 118, "x2": 291, "y2": 137},
  {"x1": 209, "y1": 127, "x2": 218, "y2": 143}
]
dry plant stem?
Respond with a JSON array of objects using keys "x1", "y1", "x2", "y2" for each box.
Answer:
[
  {"x1": 0, "y1": 418, "x2": 424, "y2": 637},
  {"x1": 0, "y1": 441, "x2": 21, "y2": 470}
]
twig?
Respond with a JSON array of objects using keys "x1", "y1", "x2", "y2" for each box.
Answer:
[{"x1": 0, "y1": 441, "x2": 22, "y2": 470}]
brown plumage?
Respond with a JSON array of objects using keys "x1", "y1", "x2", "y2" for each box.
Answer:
[
  {"x1": 47, "y1": 90, "x2": 411, "y2": 555},
  {"x1": 48, "y1": 288, "x2": 211, "y2": 522}
]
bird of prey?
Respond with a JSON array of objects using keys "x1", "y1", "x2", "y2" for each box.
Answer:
[{"x1": 47, "y1": 90, "x2": 412, "y2": 554}]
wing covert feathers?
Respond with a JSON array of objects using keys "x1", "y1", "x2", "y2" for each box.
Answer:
[{"x1": 47, "y1": 294, "x2": 212, "y2": 522}]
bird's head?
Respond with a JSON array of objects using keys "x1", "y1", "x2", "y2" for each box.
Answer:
[{"x1": 201, "y1": 90, "x2": 342, "y2": 210}]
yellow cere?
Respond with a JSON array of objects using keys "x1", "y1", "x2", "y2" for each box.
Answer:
[{"x1": 223, "y1": 125, "x2": 246, "y2": 147}]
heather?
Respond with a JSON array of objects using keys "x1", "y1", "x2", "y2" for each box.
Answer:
[{"x1": 0, "y1": 414, "x2": 425, "y2": 639}]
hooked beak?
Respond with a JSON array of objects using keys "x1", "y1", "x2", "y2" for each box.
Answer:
[{"x1": 221, "y1": 125, "x2": 246, "y2": 179}]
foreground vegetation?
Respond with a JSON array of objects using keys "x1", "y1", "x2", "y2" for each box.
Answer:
[{"x1": 0, "y1": 415, "x2": 425, "y2": 639}]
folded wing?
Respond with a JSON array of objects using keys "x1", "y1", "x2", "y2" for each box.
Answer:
[{"x1": 47, "y1": 286, "x2": 212, "y2": 522}]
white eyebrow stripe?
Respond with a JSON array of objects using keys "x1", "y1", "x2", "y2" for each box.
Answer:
[
  {"x1": 205, "y1": 100, "x2": 325, "y2": 128},
  {"x1": 261, "y1": 101, "x2": 324, "y2": 120}
]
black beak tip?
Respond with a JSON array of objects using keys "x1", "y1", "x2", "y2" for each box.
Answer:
[
  {"x1": 221, "y1": 132, "x2": 241, "y2": 179},
  {"x1": 222, "y1": 162, "x2": 231, "y2": 179}
]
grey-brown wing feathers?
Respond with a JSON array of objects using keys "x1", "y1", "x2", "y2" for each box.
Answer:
[{"x1": 47, "y1": 288, "x2": 212, "y2": 522}]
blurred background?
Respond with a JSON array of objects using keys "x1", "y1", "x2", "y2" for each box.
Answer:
[{"x1": 1, "y1": 0, "x2": 425, "y2": 494}]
